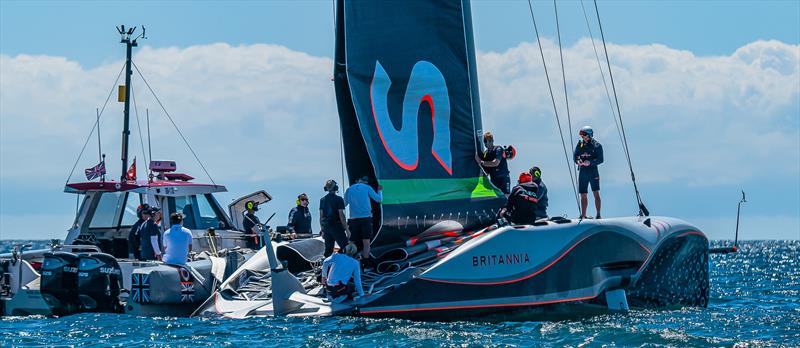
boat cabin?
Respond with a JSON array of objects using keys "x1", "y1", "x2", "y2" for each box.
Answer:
[{"x1": 63, "y1": 162, "x2": 254, "y2": 258}]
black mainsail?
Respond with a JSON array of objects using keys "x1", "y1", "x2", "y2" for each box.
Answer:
[{"x1": 334, "y1": 0, "x2": 505, "y2": 247}]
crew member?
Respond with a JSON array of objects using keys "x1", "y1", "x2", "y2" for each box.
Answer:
[
  {"x1": 287, "y1": 193, "x2": 312, "y2": 237},
  {"x1": 321, "y1": 242, "x2": 365, "y2": 302},
  {"x1": 344, "y1": 176, "x2": 382, "y2": 265},
  {"x1": 501, "y1": 172, "x2": 541, "y2": 225},
  {"x1": 319, "y1": 179, "x2": 349, "y2": 257},
  {"x1": 139, "y1": 206, "x2": 163, "y2": 261},
  {"x1": 574, "y1": 126, "x2": 604, "y2": 219},
  {"x1": 242, "y1": 200, "x2": 262, "y2": 249},
  {"x1": 128, "y1": 204, "x2": 149, "y2": 260},
  {"x1": 476, "y1": 132, "x2": 512, "y2": 194},
  {"x1": 530, "y1": 166, "x2": 549, "y2": 220},
  {"x1": 163, "y1": 213, "x2": 193, "y2": 265}
]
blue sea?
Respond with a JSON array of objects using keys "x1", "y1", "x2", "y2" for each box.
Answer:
[{"x1": 1, "y1": 240, "x2": 797, "y2": 347}]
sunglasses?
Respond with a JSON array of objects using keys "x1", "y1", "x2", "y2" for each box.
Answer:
[{"x1": 300, "y1": 198, "x2": 309, "y2": 202}]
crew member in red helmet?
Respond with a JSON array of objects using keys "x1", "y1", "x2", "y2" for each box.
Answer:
[{"x1": 501, "y1": 172, "x2": 542, "y2": 225}]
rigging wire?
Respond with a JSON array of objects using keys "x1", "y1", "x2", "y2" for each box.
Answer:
[
  {"x1": 65, "y1": 63, "x2": 126, "y2": 184},
  {"x1": 131, "y1": 61, "x2": 217, "y2": 186},
  {"x1": 592, "y1": 0, "x2": 649, "y2": 216},
  {"x1": 130, "y1": 82, "x2": 150, "y2": 167},
  {"x1": 526, "y1": 0, "x2": 581, "y2": 214},
  {"x1": 580, "y1": 0, "x2": 626, "y2": 160},
  {"x1": 553, "y1": 0, "x2": 578, "y2": 190}
]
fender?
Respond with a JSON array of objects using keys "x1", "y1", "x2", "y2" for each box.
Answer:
[{"x1": 370, "y1": 61, "x2": 452, "y2": 175}]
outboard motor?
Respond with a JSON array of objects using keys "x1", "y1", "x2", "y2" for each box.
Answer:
[
  {"x1": 77, "y1": 253, "x2": 124, "y2": 313},
  {"x1": 40, "y1": 252, "x2": 81, "y2": 315}
]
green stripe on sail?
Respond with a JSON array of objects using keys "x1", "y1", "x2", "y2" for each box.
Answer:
[{"x1": 379, "y1": 176, "x2": 503, "y2": 205}]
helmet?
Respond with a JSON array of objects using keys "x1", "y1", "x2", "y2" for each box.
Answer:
[
  {"x1": 530, "y1": 166, "x2": 542, "y2": 180},
  {"x1": 324, "y1": 179, "x2": 338, "y2": 192},
  {"x1": 579, "y1": 126, "x2": 593, "y2": 138},
  {"x1": 503, "y1": 145, "x2": 516, "y2": 159},
  {"x1": 518, "y1": 172, "x2": 532, "y2": 184},
  {"x1": 245, "y1": 200, "x2": 259, "y2": 211}
]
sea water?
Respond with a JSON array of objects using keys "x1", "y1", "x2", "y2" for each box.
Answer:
[{"x1": 1, "y1": 240, "x2": 797, "y2": 347}]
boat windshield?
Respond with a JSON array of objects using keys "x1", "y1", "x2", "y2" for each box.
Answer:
[
  {"x1": 169, "y1": 194, "x2": 228, "y2": 230},
  {"x1": 89, "y1": 191, "x2": 141, "y2": 229}
]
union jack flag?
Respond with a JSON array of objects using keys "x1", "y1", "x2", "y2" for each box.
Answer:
[
  {"x1": 131, "y1": 273, "x2": 150, "y2": 303},
  {"x1": 84, "y1": 161, "x2": 106, "y2": 181},
  {"x1": 180, "y1": 281, "x2": 195, "y2": 303}
]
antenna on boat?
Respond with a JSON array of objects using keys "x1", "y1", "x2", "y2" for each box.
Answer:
[
  {"x1": 116, "y1": 25, "x2": 146, "y2": 181},
  {"x1": 147, "y1": 108, "x2": 153, "y2": 181},
  {"x1": 710, "y1": 191, "x2": 746, "y2": 254}
]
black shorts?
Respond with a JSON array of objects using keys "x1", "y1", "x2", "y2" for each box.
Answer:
[
  {"x1": 349, "y1": 217, "x2": 373, "y2": 241},
  {"x1": 322, "y1": 224, "x2": 348, "y2": 257},
  {"x1": 578, "y1": 167, "x2": 600, "y2": 194}
]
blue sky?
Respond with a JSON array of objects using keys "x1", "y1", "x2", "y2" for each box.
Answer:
[{"x1": 1, "y1": 0, "x2": 799, "y2": 240}]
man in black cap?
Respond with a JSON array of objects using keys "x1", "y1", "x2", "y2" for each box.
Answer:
[
  {"x1": 128, "y1": 203, "x2": 149, "y2": 259},
  {"x1": 242, "y1": 200, "x2": 262, "y2": 249},
  {"x1": 139, "y1": 206, "x2": 163, "y2": 261}
]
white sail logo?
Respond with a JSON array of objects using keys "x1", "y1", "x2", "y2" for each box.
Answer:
[{"x1": 369, "y1": 61, "x2": 453, "y2": 175}]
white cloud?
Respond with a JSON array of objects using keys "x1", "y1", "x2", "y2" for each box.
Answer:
[
  {"x1": 476, "y1": 39, "x2": 800, "y2": 187},
  {"x1": 1, "y1": 39, "x2": 798, "y2": 238}
]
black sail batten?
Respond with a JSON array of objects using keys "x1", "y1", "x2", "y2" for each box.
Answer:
[{"x1": 335, "y1": 0, "x2": 506, "y2": 247}]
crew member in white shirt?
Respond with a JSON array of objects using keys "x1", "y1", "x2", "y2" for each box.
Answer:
[
  {"x1": 321, "y1": 243, "x2": 366, "y2": 302},
  {"x1": 163, "y1": 213, "x2": 193, "y2": 265}
]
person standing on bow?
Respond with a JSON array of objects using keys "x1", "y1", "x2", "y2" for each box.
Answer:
[
  {"x1": 287, "y1": 193, "x2": 313, "y2": 238},
  {"x1": 242, "y1": 200, "x2": 262, "y2": 249},
  {"x1": 476, "y1": 132, "x2": 512, "y2": 194},
  {"x1": 344, "y1": 176, "x2": 382, "y2": 267},
  {"x1": 320, "y1": 180, "x2": 349, "y2": 258},
  {"x1": 574, "y1": 126, "x2": 604, "y2": 219}
]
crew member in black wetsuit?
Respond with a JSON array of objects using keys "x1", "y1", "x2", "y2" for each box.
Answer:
[
  {"x1": 287, "y1": 193, "x2": 312, "y2": 238},
  {"x1": 502, "y1": 172, "x2": 542, "y2": 225},
  {"x1": 530, "y1": 166, "x2": 549, "y2": 220},
  {"x1": 319, "y1": 179, "x2": 349, "y2": 257},
  {"x1": 574, "y1": 126, "x2": 604, "y2": 219},
  {"x1": 477, "y1": 132, "x2": 512, "y2": 194},
  {"x1": 242, "y1": 200, "x2": 262, "y2": 249},
  {"x1": 128, "y1": 204, "x2": 149, "y2": 259}
]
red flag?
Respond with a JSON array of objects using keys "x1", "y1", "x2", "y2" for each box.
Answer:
[{"x1": 126, "y1": 158, "x2": 137, "y2": 181}]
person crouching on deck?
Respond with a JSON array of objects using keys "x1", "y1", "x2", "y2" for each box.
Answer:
[
  {"x1": 501, "y1": 172, "x2": 541, "y2": 225},
  {"x1": 321, "y1": 243, "x2": 365, "y2": 303}
]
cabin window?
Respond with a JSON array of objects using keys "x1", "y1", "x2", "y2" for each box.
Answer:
[
  {"x1": 120, "y1": 193, "x2": 142, "y2": 226},
  {"x1": 196, "y1": 194, "x2": 226, "y2": 229},
  {"x1": 172, "y1": 196, "x2": 198, "y2": 230},
  {"x1": 167, "y1": 195, "x2": 227, "y2": 230},
  {"x1": 89, "y1": 192, "x2": 125, "y2": 228}
]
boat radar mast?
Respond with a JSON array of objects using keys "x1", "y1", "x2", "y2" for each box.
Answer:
[{"x1": 116, "y1": 25, "x2": 146, "y2": 181}]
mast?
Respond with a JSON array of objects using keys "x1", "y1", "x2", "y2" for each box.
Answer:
[{"x1": 117, "y1": 25, "x2": 145, "y2": 181}]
